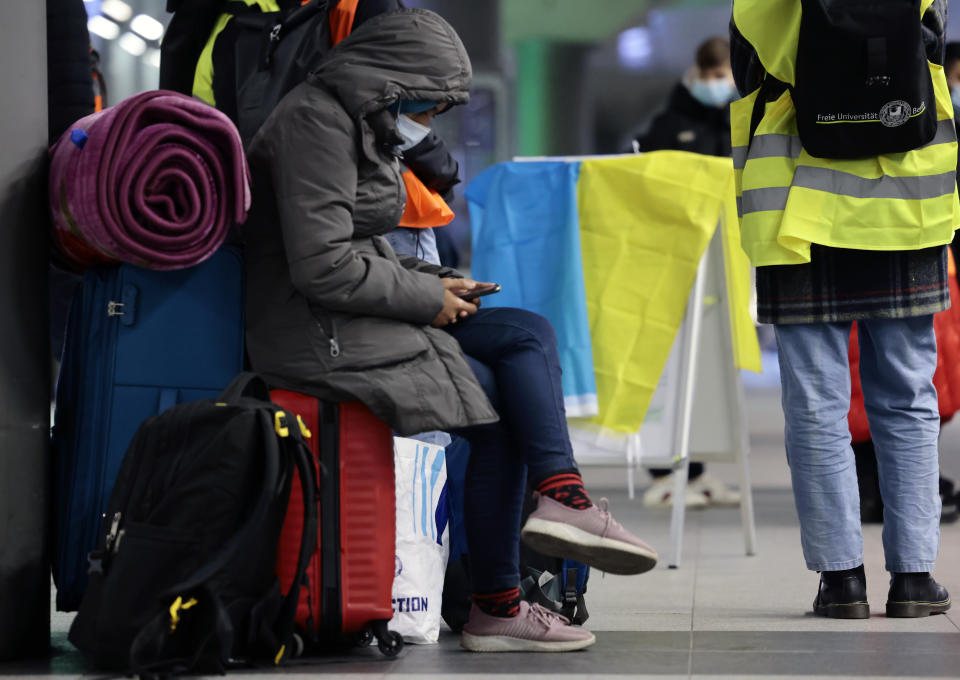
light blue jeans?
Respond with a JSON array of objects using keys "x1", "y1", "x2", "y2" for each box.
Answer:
[{"x1": 775, "y1": 317, "x2": 941, "y2": 573}]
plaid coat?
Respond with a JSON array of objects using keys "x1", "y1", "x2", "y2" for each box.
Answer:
[
  {"x1": 731, "y1": 1, "x2": 952, "y2": 325},
  {"x1": 755, "y1": 246, "x2": 949, "y2": 325}
]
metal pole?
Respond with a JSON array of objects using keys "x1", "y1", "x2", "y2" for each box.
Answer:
[
  {"x1": 667, "y1": 248, "x2": 709, "y2": 569},
  {"x1": 0, "y1": 0, "x2": 50, "y2": 662}
]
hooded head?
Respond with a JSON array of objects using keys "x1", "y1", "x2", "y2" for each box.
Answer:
[{"x1": 309, "y1": 9, "x2": 472, "y2": 121}]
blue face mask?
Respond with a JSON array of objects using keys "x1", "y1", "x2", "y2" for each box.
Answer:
[
  {"x1": 951, "y1": 87, "x2": 960, "y2": 110},
  {"x1": 689, "y1": 79, "x2": 737, "y2": 108}
]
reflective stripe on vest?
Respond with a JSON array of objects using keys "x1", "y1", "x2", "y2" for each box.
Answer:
[
  {"x1": 731, "y1": 0, "x2": 959, "y2": 267},
  {"x1": 733, "y1": 119, "x2": 956, "y2": 171}
]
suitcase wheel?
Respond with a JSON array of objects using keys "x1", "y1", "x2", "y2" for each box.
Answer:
[
  {"x1": 372, "y1": 621, "x2": 404, "y2": 658},
  {"x1": 355, "y1": 630, "x2": 374, "y2": 648}
]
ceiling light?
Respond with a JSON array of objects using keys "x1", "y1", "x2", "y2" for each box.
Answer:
[
  {"x1": 87, "y1": 15, "x2": 120, "y2": 40},
  {"x1": 101, "y1": 0, "x2": 133, "y2": 23},
  {"x1": 617, "y1": 27, "x2": 653, "y2": 70},
  {"x1": 143, "y1": 49, "x2": 162, "y2": 69},
  {"x1": 131, "y1": 14, "x2": 164, "y2": 42},
  {"x1": 118, "y1": 32, "x2": 147, "y2": 57}
]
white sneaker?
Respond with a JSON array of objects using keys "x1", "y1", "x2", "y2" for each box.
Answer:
[
  {"x1": 642, "y1": 473, "x2": 709, "y2": 508},
  {"x1": 688, "y1": 473, "x2": 741, "y2": 507}
]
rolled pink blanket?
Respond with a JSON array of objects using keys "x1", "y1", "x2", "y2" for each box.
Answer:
[{"x1": 50, "y1": 90, "x2": 250, "y2": 271}]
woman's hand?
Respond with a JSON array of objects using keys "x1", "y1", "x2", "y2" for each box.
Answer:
[
  {"x1": 441, "y1": 277, "x2": 487, "y2": 297},
  {"x1": 431, "y1": 289, "x2": 478, "y2": 328}
]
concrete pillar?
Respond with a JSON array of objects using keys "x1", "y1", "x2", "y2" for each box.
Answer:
[
  {"x1": 515, "y1": 40, "x2": 590, "y2": 157},
  {"x1": 0, "y1": 0, "x2": 50, "y2": 662}
]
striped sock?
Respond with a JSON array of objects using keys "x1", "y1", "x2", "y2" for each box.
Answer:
[
  {"x1": 473, "y1": 587, "x2": 521, "y2": 618},
  {"x1": 535, "y1": 470, "x2": 593, "y2": 510}
]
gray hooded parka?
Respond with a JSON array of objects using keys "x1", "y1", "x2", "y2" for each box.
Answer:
[{"x1": 243, "y1": 9, "x2": 498, "y2": 435}]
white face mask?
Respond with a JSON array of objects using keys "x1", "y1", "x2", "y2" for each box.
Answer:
[
  {"x1": 689, "y1": 78, "x2": 737, "y2": 108},
  {"x1": 395, "y1": 114, "x2": 431, "y2": 151}
]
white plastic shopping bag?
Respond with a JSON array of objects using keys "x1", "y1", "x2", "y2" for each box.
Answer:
[{"x1": 392, "y1": 437, "x2": 449, "y2": 644}]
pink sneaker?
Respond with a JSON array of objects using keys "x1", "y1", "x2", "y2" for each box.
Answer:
[
  {"x1": 461, "y1": 601, "x2": 596, "y2": 652},
  {"x1": 521, "y1": 494, "x2": 658, "y2": 575}
]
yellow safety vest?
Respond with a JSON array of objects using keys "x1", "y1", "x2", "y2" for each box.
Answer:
[
  {"x1": 731, "y1": 0, "x2": 960, "y2": 267},
  {"x1": 192, "y1": 0, "x2": 282, "y2": 106}
]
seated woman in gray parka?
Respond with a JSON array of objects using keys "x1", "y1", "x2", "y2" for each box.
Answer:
[{"x1": 243, "y1": 8, "x2": 658, "y2": 652}]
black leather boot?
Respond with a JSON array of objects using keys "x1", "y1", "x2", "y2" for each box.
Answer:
[
  {"x1": 813, "y1": 565, "x2": 869, "y2": 619},
  {"x1": 886, "y1": 573, "x2": 951, "y2": 618}
]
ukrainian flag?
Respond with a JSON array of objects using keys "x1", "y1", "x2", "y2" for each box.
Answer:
[{"x1": 467, "y1": 151, "x2": 760, "y2": 435}]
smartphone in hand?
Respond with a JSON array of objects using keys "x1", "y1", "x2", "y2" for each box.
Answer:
[{"x1": 458, "y1": 283, "x2": 501, "y2": 301}]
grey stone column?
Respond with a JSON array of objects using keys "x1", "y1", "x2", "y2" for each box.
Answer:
[{"x1": 0, "y1": 0, "x2": 51, "y2": 662}]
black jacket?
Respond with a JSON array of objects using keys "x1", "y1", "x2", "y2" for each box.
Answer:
[
  {"x1": 47, "y1": 0, "x2": 95, "y2": 144},
  {"x1": 635, "y1": 83, "x2": 731, "y2": 158}
]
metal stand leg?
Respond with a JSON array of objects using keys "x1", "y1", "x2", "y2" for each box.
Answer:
[
  {"x1": 667, "y1": 252, "x2": 709, "y2": 568},
  {"x1": 734, "y1": 380, "x2": 758, "y2": 556},
  {"x1": 627, "y1": 434, "x2": 641, "y2": 500}
]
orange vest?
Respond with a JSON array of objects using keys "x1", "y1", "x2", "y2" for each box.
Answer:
[
  {"x1": 329, "y1": 0, "x2": 359, "y2": 46},
  {"x1": 398, "y1": 170, "x2": 455, "y2": 228}
]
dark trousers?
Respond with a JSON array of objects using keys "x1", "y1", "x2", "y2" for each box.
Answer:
[{"x1": 448, "y1": 308, "x2": 578, "y2": 593}]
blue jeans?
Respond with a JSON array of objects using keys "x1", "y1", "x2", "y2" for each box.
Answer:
[
  {"x1": 448, "y1": 308, "x2": 578, "y2": 593},
  {"x1": 775, "y1": 317, "x2": 941, "y2": 573}
]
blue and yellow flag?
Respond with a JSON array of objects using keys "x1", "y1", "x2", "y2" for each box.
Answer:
[{"x1": 468, "y1": 151, "x2": 760, "y2": 434}]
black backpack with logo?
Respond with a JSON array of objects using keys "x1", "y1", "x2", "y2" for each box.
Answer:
[
  {"x1": 68, "y1": 374, "x2": 318, "y2": 675},
  {"x1": 791, "y1": 0, "x2": 937, "y2": 158}
]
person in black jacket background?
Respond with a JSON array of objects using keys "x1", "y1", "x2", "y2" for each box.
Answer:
[
  {"x1": 635, "y1": 37, "x2": 740, "y2": 508},
  {"x1": 633, "y1": 37, "x2": 734, "y2": 157}
]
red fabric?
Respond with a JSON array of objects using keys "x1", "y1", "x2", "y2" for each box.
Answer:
[
  {"x1": 848, "y1": 250, "x2": 960, "y2": 442},
  {"x1": 329, "y1": 0, "x2": 359, "y2": 46}
]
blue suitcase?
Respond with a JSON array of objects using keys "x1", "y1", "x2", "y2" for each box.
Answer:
[{"x1": 52, "y1": 248, "x2": 245, "y2": 611}]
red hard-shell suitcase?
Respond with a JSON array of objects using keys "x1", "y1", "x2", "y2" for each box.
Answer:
[{"x1": 270, "y1": 390, "x2": 403, "y2": 656}]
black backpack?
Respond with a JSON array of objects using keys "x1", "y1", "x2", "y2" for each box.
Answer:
[
  {"x1": 161, "y1": 0, "x2": 335, "y2": 144},
  {"x1": 218, "y1": 0, "x2": 334, "y2": 144},
  {"x1": 790, "y1": 0, "x2": 937, "y2": 158},
  {"x1": 68, "y1": 374, "x2": 319, "y2": 675}
]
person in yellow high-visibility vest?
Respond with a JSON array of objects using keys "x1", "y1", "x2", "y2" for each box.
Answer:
[{"x1": 731, "y1": 0, "x2": 955, "y2": 620}]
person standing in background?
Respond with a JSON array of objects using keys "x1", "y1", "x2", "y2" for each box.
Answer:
[
  {"x1": 731, "y1": 0, "x2": 953, "y2": 619},
  {"x1": 635, "y1": 37, "x2": 742, "y2": 510},
  {"x1": 633, "y1": 37, "x2": 735, "y2": 157}
]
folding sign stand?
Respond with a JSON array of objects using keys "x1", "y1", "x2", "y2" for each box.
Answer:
[
  {"x1": 567, "y1": 227, "x2": 757, "y2": 569},
  {"x1": 631, "y1": 228, "x2": 757, "y2": 568},
  {"x1": 511, "y1": 155, "x2": 757, "y2": 569}
]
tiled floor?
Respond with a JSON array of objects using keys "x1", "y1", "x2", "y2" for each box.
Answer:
[{"x1": 3, "y1": 353, "x2": 959, "y2": 678}]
